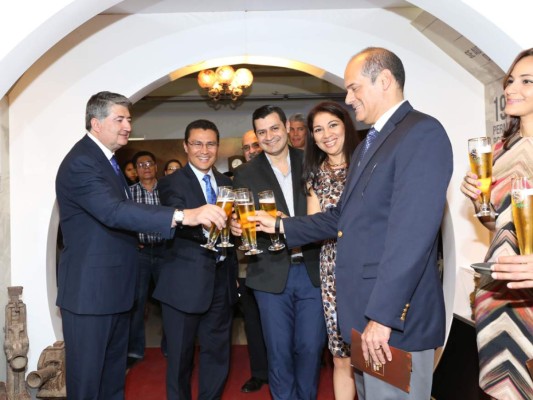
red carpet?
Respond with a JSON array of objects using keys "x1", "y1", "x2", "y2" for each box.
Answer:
[{"x1": 125, "y1": 345, "x2": 335, "y2": 399}]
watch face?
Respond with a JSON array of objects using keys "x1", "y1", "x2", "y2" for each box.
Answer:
[{"x1": 231, "y1": 159, "x2": 243, "y2": 168}]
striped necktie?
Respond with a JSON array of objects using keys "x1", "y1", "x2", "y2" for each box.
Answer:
[
  {"x1": 110, "y1": 156, "x2": 121, "y2": 176},
  {"x1": 359, "y1": 127, "x2": 379, "y2": 162},
  {"x1": 203, "y1": 174, "x2": 217, "y2": 205}
]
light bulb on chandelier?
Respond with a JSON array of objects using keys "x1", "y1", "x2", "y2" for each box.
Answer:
[{"x1": 197, "y1": 66, "x2": 253, "y2": 102}]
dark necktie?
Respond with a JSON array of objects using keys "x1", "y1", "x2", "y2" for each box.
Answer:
[
  {"x1": 110, "y1": 156, "x2": 121, "y2": 176},
  {"x1": 359, "y1": 127, "x2": 379, "y2": 162},
  {"x1": 110, "y1": 156, "x2": 131, "y2": 199},
  {"x1": 203, "y1": 174, "x2": 217, "y2": 205}
]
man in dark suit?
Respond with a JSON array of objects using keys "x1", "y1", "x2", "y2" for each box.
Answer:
[
  {"x1": 250, "y1": 48, "x2": 453, "y2": 399},
  {"x1": 55, "y1": 92, "x2": 227, "y2": 400},
  {"x1": 232, "y1": 106, "x2": 325, "y2": 400},
  {"x1": 155, "y1": 119, "x2": 238, "y2": 400}
]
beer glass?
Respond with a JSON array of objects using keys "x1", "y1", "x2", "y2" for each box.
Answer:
[
  {"x1": 217, "y1": 225, "x2": 234, "y2": 248},
  {"x1": 511, "y1": 177, "x2": 533, "y2": 255},
  {"x1": 201, "y1": 186, "x2": 234, "y2": 252},
  {"x1": 258, "y1": 190, "x2": 285, "y2": 251},
  {"x1": 235, "y1": 190, "x2": 263, "y2": 256},
  {"x1": 468, "y1": 137, "x2": 494, "y2": 217},
  {"x1": 234, "y1": 188, "x2": 251, "y2": 251}
]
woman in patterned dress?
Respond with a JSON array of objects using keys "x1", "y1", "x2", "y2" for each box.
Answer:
[
  {"x1": 302, "y1": 101, "x2": 361, "y2": 399},
  {"x1": 461, "y1": 48, "x2": 533, "y2": 399}
]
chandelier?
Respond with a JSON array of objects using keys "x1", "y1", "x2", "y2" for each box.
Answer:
[{"x1": 197, "y1": 65, "x2": 253, "y2": 101}]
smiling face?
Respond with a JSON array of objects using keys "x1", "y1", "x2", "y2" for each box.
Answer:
[
  {"x1": 242, "y1": 130, "x2": 262, "y2": 161},
  {"x1": 289, "y1": 121, "x2": 307, "y2": 149},
  {"x1": 183, "y1": 128, "x2": 218, "y2": 173},
  {"x1": 504, "y1": 55, "x2": 533, "y2": 121},
  {"x1": 253, "y1": 112, "x2": 290, "y2": 157},
  {"x1": 344, "y1": 55, "x2": 385, "y2": 125},
  {"x1": 311, "y1": 112, "x2": 346, "y2": 160},
  {"x1": 90, "y1": 104, "x2": 132, "y2": 152}
]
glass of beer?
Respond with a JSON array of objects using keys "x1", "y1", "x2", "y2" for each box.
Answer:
[
  {"x1": 201, "y1": 186, "x2": 234, "y2": 252},
  {"x1": 235, "y1": 189, "x2": 263, "y2": 256},
  {"x1": 468, "y1": 137, "x2": 495, "y2": 217},
  {"x1": 217, "y1": 225, "x2": 234, "y2": 248},
  {"x1": 258, "y1": 190, "x2": 285, "y2": 251},
  {"x1": 233, "y1": 188, "x2": 251, "y2": 251},
  {"x1": 511, "y1": 177, "x2": 533, "y2": 255}
]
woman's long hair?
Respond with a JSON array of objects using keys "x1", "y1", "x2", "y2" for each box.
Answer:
[
  {"x1": 302, "y1": 101, "x2": 360, "y2": 195},
  {"x1": 502, "y1": 48, "x2": 533, "y2": 149}
]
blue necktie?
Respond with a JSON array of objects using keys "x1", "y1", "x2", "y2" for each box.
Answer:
[
  {"x1": 359, "y1": 127, "x2": 379, "y2": 162},
  {"x1": 110, "y1": 156, "x2": 121, "y2": 176},
  {"x1": 110, "y1": 156, "x2": 131, "y2": 199},
  {"x1": 203, "y1": 174, "x2": 217, "y2": 205}
]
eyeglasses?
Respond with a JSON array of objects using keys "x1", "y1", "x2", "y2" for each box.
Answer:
[
  {"x1": 187, "y1": 141, "x2": 218, "y2": 150},
  {"x1": 166, "y1": 166, "x2": 180, "y2": 171},
  {"x1": 242, "y1": 142, "x2": 261, "y2": 152},
  {"x1": 137, "y1": 161, "x2": 155, "y2": 169}
]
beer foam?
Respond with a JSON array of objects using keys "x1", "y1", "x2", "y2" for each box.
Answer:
[{"x1": 478, "y1": 145, "x2": 492, "y2": 153}]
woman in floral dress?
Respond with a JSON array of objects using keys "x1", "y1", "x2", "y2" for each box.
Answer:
[
  {"x1": 302, "y1": 101, "x2": 361, "y2": 399},
  {"x1": 461, "y1": 48, "x2": 533, "y2": 399}
]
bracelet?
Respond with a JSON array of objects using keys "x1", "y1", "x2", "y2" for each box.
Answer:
[{"x1": 275, "y1": 216, "x2": 281, "y2": 236}]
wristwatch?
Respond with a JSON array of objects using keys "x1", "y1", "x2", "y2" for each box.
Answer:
[{"x1": 173, "y1": 209, "x2": 184, "y2": 225}]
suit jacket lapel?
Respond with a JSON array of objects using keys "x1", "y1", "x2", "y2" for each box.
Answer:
[
  {"x1": 82, "y1": 135, "x2": 129, "y2": 199},
  {"x1": 289, "y1": 147, "x2": 305, "y2": 217},
  {"x1": 342, "y1": 101, "x2": 413, "y2": 204},
  {"x1": 184, "y1": 163, "x2": 208, "y2": 205}
]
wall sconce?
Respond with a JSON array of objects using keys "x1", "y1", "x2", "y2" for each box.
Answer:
[{"x1": 197, "y1": 66, "x2": 253, "y2": 101}]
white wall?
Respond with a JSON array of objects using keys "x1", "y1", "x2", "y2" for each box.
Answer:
[{"x1": 0, "y1": 96, "x2": 10, "y2": 378}]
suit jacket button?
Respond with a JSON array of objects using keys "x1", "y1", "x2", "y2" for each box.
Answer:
[{"x1": 337, "y1": 231, "x2": 343, "y2": 238}]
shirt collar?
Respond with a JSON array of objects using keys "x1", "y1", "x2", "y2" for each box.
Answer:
[
  {"x1": 373, "y1": 100, "x2": 406, "y2": 132},
  {"x1": 264, "y1": 150, "x2": 291, "y2": 176},
  {"x1": 87, "y1": 131, "x2": 114, "y2": 160},
  {"x1": 188, "y1": 162, "x2": 214, "y2": 182}
]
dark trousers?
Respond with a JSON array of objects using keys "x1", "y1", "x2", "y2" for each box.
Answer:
[
  {"x1": 128, "y1": 245, "x2": 165, "y2": 358},
  {"x1": 237, "y1": 277, "x2": 268, "y2": 381},
  {"x1": 254, "y1": 263, "x2": 326, "y2": 400},
  {"x1": 61, "y1": 309, "x2": 129, "y2": 400},
  {"x1": 162, "y1": 266, "x2": 233, "y2": 400}
]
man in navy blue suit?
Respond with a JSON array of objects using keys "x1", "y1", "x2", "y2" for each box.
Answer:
[
  {"x1": 249, "y1": 48, "x2": 453, "y2": 399},
  {"x1": 155, "y1": 119, "x2": 238, "y2": 400},
  {"x1": 55, "y1": 92, "x2": 227, "y2": 400}
]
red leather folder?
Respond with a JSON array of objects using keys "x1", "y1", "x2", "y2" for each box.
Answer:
[{"x1": 351, "y1": 328, "x2": 412, "y2": 393}]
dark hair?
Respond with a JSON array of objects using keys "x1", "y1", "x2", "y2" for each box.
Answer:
[
  {"x1": 85, "y1": 91, "x2": 131, "y2": 131},
  {"x1": 122, "y1": 160, "x2": 134, "y2": 173},
  {"x1": 132, "y1": 150, "x2": 156, "y2": 166},
  {"x1": 121, "y1": 160, "x2": 138, "y2": 185},
  {"x1": 184, "y1": 119, "x2": 220, "y2": 142},
  {"x1": 252, "y1": 105, "x2": 287, "y2": 130},
  {"x1": 302, "y1": 101, "x2": 360, "y2": 195},
  {"x1": 356, "y1": 47, "x2": 405, "y2": 92},
  {"x1": 502, "y1": 48, "x2": 533, "y2": 149},
  {"x1": 164, "y1": 159, "x2": 183, "y2": 170}
]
